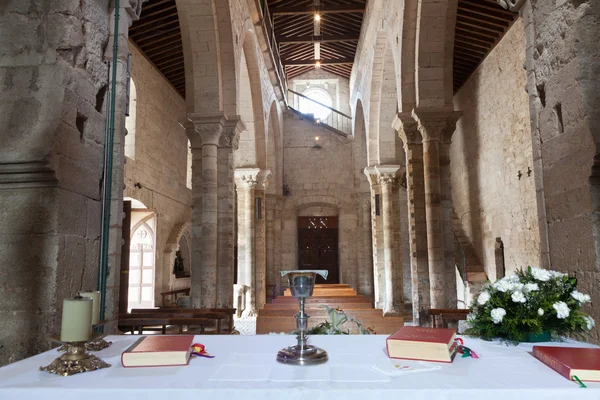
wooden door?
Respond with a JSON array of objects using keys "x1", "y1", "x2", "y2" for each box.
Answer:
[
  {"x1": 119, "y1": 200, "x2": 132, "y2": 315},
  {"x1": 297, "y1": 216, "x2": 339, "y2": 284}
]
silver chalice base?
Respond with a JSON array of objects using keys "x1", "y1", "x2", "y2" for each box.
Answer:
[{"x1": 276, "y1": 344, "x2": 328, "y2": 365}]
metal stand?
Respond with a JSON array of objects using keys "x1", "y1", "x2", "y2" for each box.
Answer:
[
  {"x1": 276, "y1": 270, "x2": 329, "y2": 365},
  {"x1": 41, "y1": 334, "x2": 111, "y2": 376}
]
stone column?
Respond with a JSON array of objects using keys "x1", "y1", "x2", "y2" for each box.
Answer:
[
  {"x1": 440, "y1": 139, "x2": 457, "y2": 309},
  {"x1": 358, "y1": 194, "x2": 375, "y2": 299},
  {"x1": 393, "y1": 113, "x2": 430, "y2": 325},
  {"x1": 184, "y1": 114, "x2": 235, "y2": 308},
  {"x1": 364, "y1": 168, "x2": 384, "y2": 308},
  {"x1": 379, "y1": 166, "x2": 401, "y2": 315},
  {"x1": 216, "y1": 118, "x2": 243, "y2": 307},
  {"x1": 412, "y1": 110, "x2": 460, "y2": 310},
  {"x1": 234, "y1": 168, "x2": 271, "y2": 317},
  {"x1": 254, "y1": 170, "x2": 271, "y2": 310}
]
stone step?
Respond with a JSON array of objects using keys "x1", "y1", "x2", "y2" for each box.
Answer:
[
  {"x1": 273, "y1": 296, "x2": 371, "y2": 304},
  {"x1": 284, "y1": 287, "x2": 357, "y2": 297},
  {"x1": 256, "y1": 315, "x2": 405, "y2": 335}
]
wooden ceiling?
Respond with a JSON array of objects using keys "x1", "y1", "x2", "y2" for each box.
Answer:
[
  {"x1": 128, "y1": 0, "x2": 517, "y2": 99},
  {"x1": 453, "y1": 0, "x2": 518, "y2": 91},
  {"x1": 268, "y1": 0, "x2": 366, "y2": 80},
  {"x1": 129, "y1": 0, "x2": 185, "y2": 97}
]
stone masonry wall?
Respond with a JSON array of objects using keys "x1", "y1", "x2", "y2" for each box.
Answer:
[
  {"x1": 450, "y1": 19, "x2": 541, "y2": 280},
  {"x1": 0, "y1": 0, "x2": 111, "y2": 365},
  {"x1": 123, "y1": 42, "x2": 191, "y2": 305},
  {"x1": 280, "y1": 111, "x2": 364, "y2": 290}
]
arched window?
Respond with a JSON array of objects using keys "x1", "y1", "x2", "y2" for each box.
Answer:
[
  {"x1": 299, "y1": 88, "x2": 333, "y2": 121},
  {"x1": 128, "y1": 216, "x2": 156, "y2": 310},
  {"x1": 125, "y1": 78, "x2": 137, "y2": 159},
  {"x1": 186, "y1": 140, "x2": 192, "y2": 189}
]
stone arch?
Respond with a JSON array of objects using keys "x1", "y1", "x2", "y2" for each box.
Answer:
[
  {"x1": 266, "y1": 101, "x2": 283, "y2": 195},
  {"x1": 353, "y1": 98, "x2": 369, "y2": 192},
  {"x1": 415, "y1": 0, "x2": 458, "y2": 108},
  {"x1": 164, "y1": 220, "x2": 193, "y2": 293},
  {"x1": 234, "y1": 30, "x2": 267, "y2": 169},
  {"x1": 176, "y1": 0, "x2": 237, "y2": 115},
  {"x1": 369, "y1": 28, "x2": 403, "y2": 166}
]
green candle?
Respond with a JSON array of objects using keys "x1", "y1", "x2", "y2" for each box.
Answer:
[
  {"x1": 60, "y1": 297, "x2": 93, "y2": 342},
  {"x1": 79, "y1": 291, "x2": 101, "y2": 325}
]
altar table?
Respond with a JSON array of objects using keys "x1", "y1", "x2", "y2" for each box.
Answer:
[{"x1": 0, "y1": 334, "x2": 599, "y2": 400}]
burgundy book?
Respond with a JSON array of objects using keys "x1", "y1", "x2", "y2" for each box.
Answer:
[
  {"x1": 386, "y1": 326, "x2": 457, "y2": 363},
  {"x1": 121, "y1": 335, "x2": 194, "y2": 367},
  {"x1": 532, "y1": 346, "x2": 600, "y2": 382}
]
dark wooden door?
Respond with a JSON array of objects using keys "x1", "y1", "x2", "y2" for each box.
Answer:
[
  {"x1": 297, "y1": 216, "x2": 339, "y2": 284},
  {"x1": 119, "y1": 200, "x2": 132, "y2": 315}
]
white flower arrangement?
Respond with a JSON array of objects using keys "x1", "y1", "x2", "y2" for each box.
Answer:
[{"x1": 466, "y1": 267, "x2": 595, "y2": 342}]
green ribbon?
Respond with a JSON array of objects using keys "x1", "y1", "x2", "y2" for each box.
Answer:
[{"x1": 572, "y1": 375, "x2": 587, "y2": 388}]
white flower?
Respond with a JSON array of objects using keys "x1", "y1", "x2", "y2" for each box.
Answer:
[
  {"x1": 538, "y1": 308, "x2": 544, "y2": 316},
  {"x1": 511, "y1": 290, "x2": 526, "y2": 303},
  {"x1": 493, "y1": 280, "x2": 512, "y2": 293},
  {"x1": 477, "y1": 291, "x2": 491, "y2": 305},
  {"x1": 524, "y1": 283, "x2": 539, "y2": 293},
  {"x1": 553, "y1": 301, "x2": 570, "y2": 319},
  {"x1": 550, "y1": 270, "x2": 566, "y2": 279},
  {"x1": 467, "y1": 313, "x2": 476, "y2": 322},
  {"x1": 583, "y1": 316, "x2": 595, "y2": 330},
  {"x1": 504, "y1": 274, "x2": 520, "y2": 283},
  {"x1": 571, "y1": 290, "x2": 591, "y2": 305},
  {"x1": 530, "y1": 267, "x2": 551, "y2": 282},
  {"x1": 491, "y1": 308, "x2": 506, "y2": 324}
]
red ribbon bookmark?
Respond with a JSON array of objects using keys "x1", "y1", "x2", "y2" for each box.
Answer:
[{"x1": 191, "y1": 343, "x2": 215, "y2": 358}]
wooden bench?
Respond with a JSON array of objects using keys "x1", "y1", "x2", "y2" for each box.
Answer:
[
  {"x1": 428, "y1": 308, "x2": 470, "y2": 328},
  {"x1": 128, "y1": 307, "x2": 236, "y2": 333},
  {"x1": 118, "y1": 317, "x2": 214, "y2": 335},
  {"x1": 159, "y1": 288, "x2": 190, "y2": 307}
]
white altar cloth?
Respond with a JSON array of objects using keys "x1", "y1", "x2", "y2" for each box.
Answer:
[{"x1": 0, "y1": 334, "x2": 599, "y2": 400}]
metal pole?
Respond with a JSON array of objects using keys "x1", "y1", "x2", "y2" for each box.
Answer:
[{"x1": 98, "y1": 0, "x2": 121, "y2": 323}]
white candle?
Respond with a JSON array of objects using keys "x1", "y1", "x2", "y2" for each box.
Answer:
[
  {"x1": 79, "y1": 291, "x2": 101, "y2": 325},
  {"x1": 60, "y1": 297, "x2": 93, "y2": 342}
]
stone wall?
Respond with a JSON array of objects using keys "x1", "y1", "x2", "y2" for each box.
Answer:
[
  {"x1": 280, "y1": 111, "x2": 362, "y2": 289},
  {"x1": 0, "y1": 0, "x2": 111, "y2": 365},
  {"x1": 290, "y1": 69, "x2": 351, "y2": 116},
  {"x1": 123, "y1": 42, "x2": 191, "y2": 305},
  {"x1": 450, "y1": 19, "x2": 541, "y2": 280}
]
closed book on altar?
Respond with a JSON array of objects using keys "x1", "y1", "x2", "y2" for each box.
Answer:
[
  {"x1": 532, "y1": 346, "x2": 600, "y2": 382},
  {"x1": 121, "y1": 335, "x2": 194, "y2": 367},
  {"x1": 386, "y1": 326, "x2": 457, "y2": 363}
]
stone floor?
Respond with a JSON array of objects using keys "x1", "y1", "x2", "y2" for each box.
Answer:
[{"x1": 233, "y1": 317, "x2": 257, "y2": 335}]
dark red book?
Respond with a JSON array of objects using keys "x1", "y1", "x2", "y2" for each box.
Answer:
[
  {"x1": 121, "y1": 335, "x2": 194, "y2": 367},
  {"x1": 386, "y1": 326, "x2": 457, "y2": 363},
  {"x1": 532, "y1": 346, "x2": 600, "y2": 382}
]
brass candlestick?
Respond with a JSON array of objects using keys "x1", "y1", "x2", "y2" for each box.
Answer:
[
  {"x1": 276, "y1": 270, "x2": 329, "y2": 365},
  {"x1": 57, "y1": 322, "x2": 112, "y2": 352},
  {"x1": 41, "y1": 334, "x2": 111, "y2": 376}
]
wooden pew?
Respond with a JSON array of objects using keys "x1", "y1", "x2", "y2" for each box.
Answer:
[
  {"x1": 159, "y1": 288, "x2": 190, "y2": 307},
  {"x1": 128, "y1": 307, "x2": 236, "y2": 333},
  {"x1": 118, "y1": 317, "x2": 213, "y2": 335}
]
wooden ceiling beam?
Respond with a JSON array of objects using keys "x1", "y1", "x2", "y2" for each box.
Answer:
[
  {"x1": 138, "y1": 4, "x2": 177, "y2": 21},
  {"x1": 457, "y1": 10, "x2": 509, "y2": 28},
  {"x1": 282, "y1": 58, "x2": 354, "y2": 66},
  {"x1": 270, "y1": 3, "x2": 365, "y2": 15},
  {"x1": 276, "y1": 34, "x2": 360, "y2": 43},
  {"x1": 140, "y1": 0, "x2": 172, "y2": 12},
  {"x1": 129, "y1": 11, "x2": 179, "y2": 31}
]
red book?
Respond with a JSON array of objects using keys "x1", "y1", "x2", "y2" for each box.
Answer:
[
  {"x1": 386, "y1": 326, "x2": 457, "y2": 363},
  {"x1": 532, "y1": 346, "x2": 600, "y2": 382},
  {"x1": 121, "y1": 335, "x2": 194, "y2": 367}
]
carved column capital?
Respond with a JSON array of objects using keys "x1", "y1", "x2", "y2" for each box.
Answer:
[
  {"x1": 219, "y1": 116, "x2": 246, "y2": 150},
  {"x1": 411, "y1": 109, "x2": 462, "y2": 143},
  {"x1": 123, "y1": 0, "x2": 148, "y2": 21},
  {"x1": 235, "y1": 168, "x2": 271, "y2": 191},
  {"x1": 375, "y1": 165, "x2": 401, "y2": 187},
  {"x1": 392, "y1": 112, "x2": 422, "y2": 145},
  {"x1": 363, "y1": 166, "x2": 380, "y2": 187}
]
